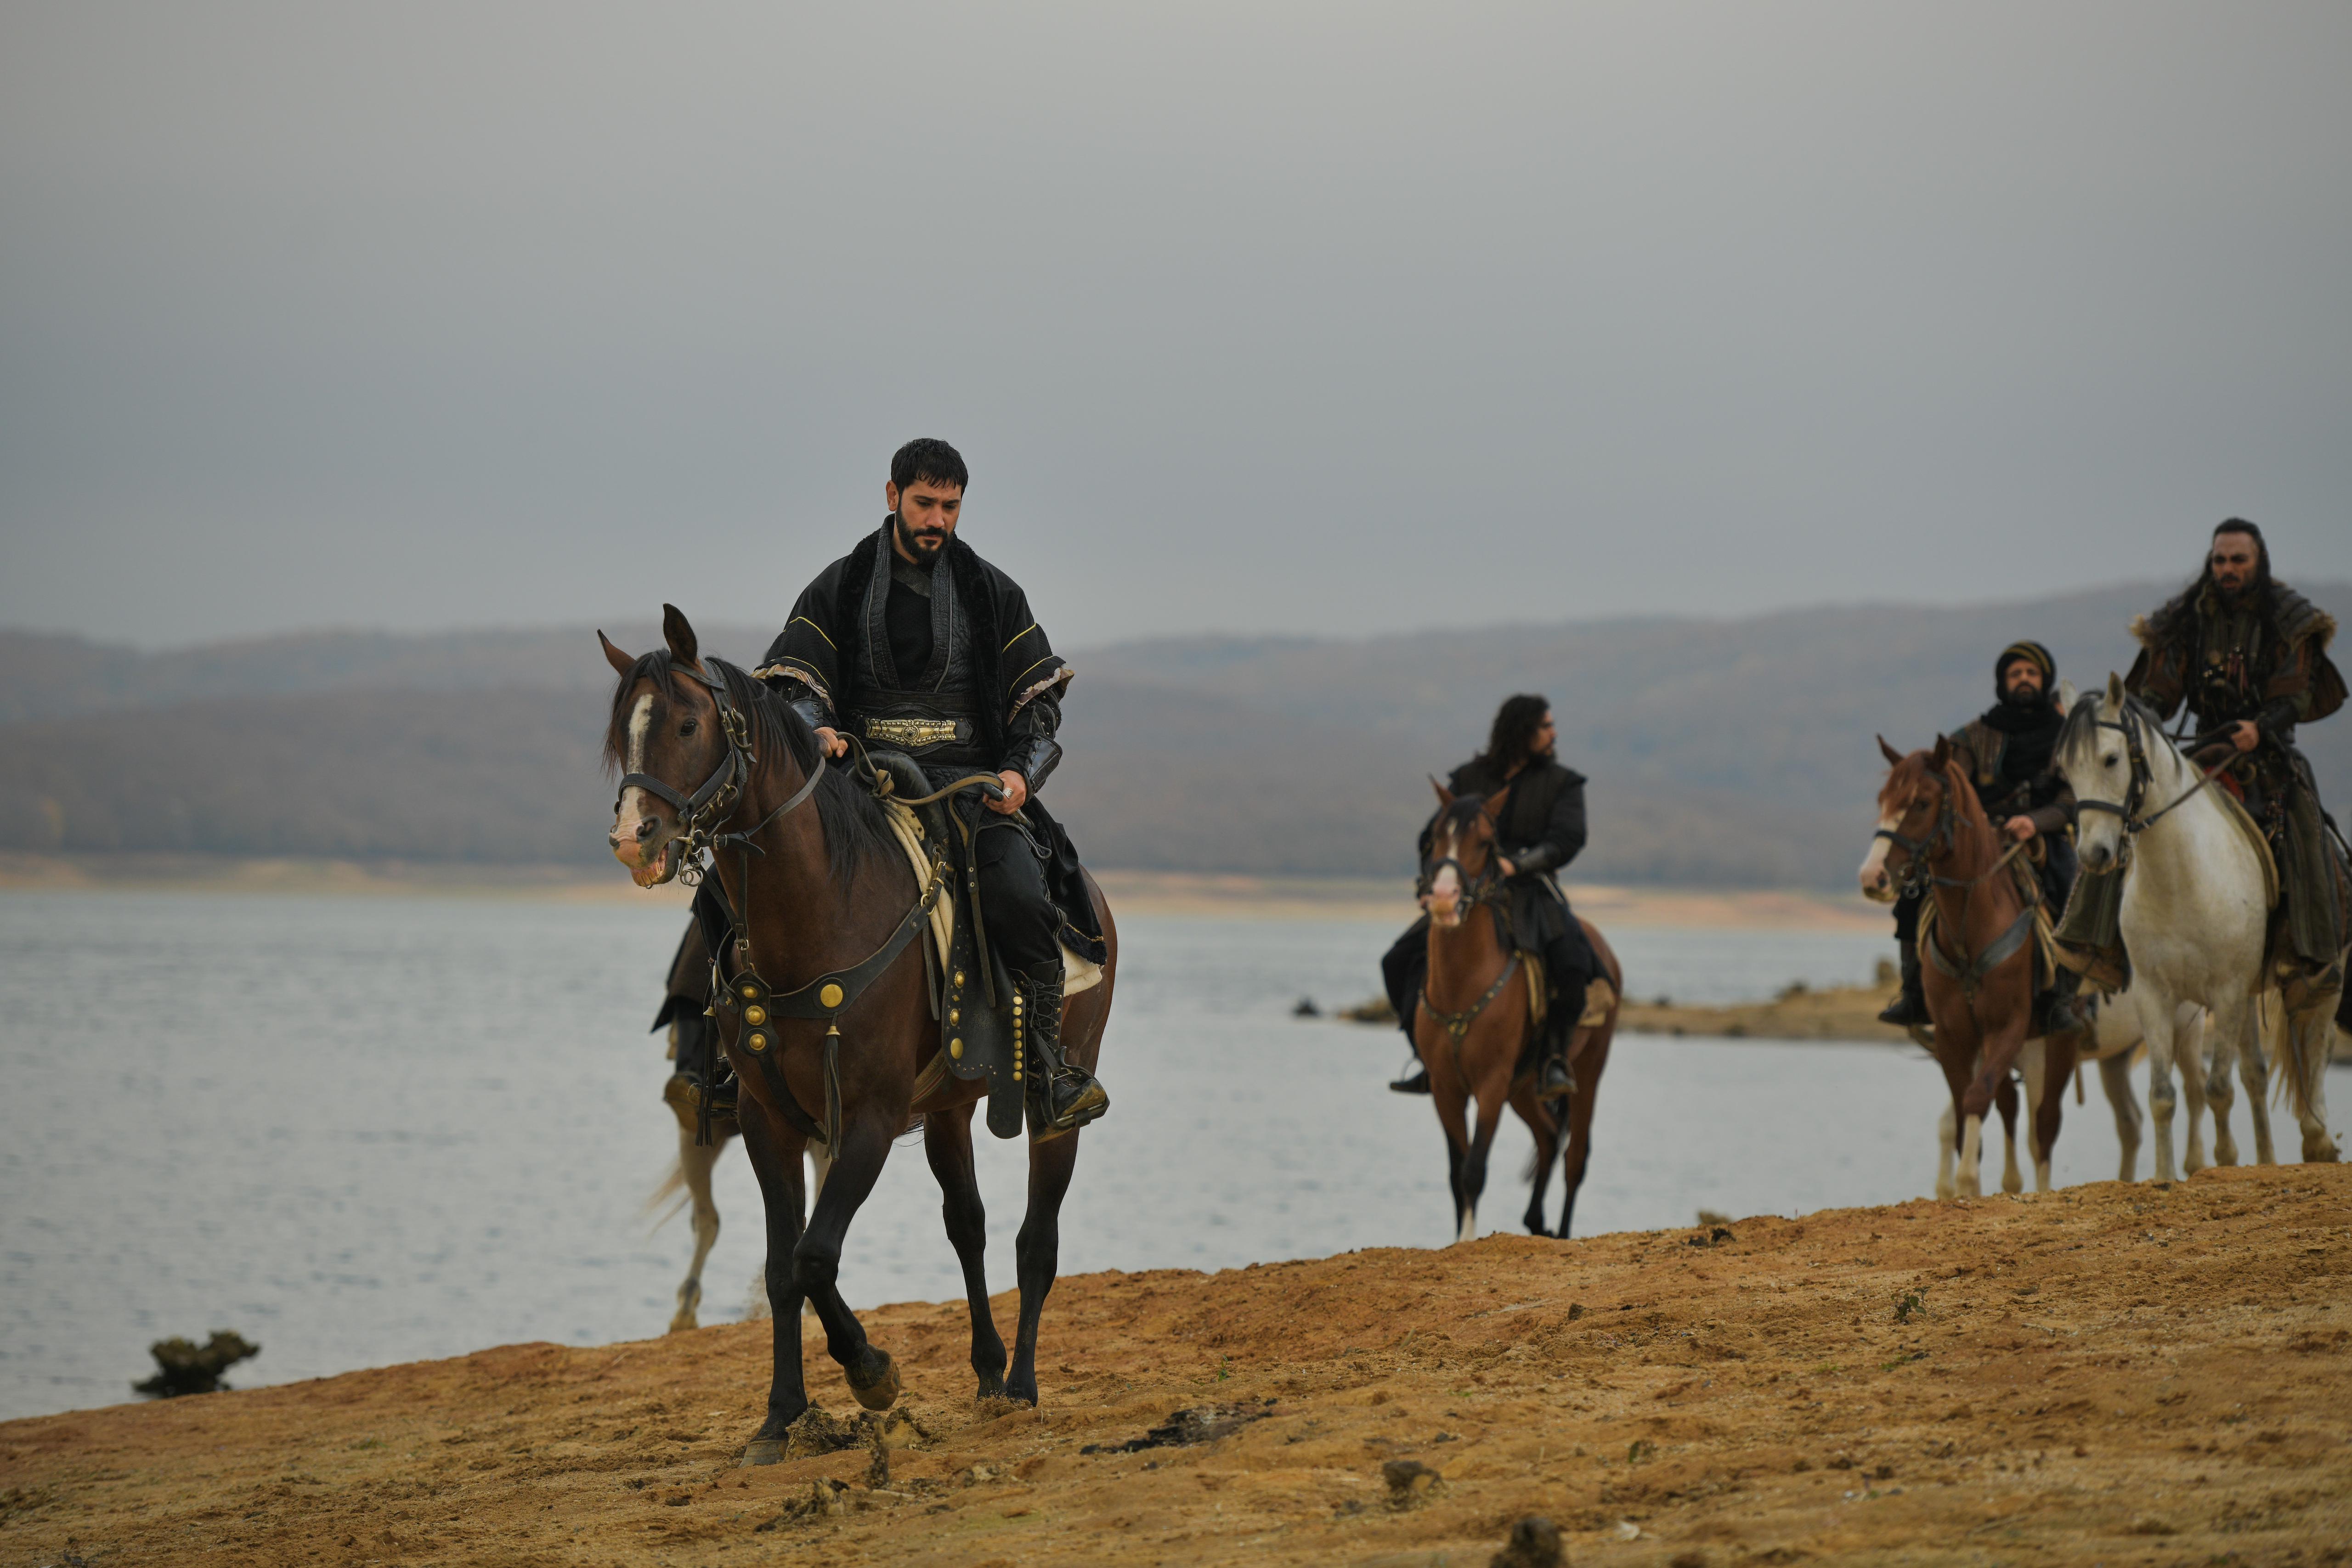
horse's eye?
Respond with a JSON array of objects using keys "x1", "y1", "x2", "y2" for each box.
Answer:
[
  {"x1": 679, "y1": 719, "x2": 699, "y2": 737},
  {"x1": 2101, "y1": 753, "x2": 2117, "y2": 767}
]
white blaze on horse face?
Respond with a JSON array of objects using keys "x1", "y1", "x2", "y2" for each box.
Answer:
[
  {"x1": 1858, "y1": 810, "x2": 1902, "y2": 901},
  {"x1": 1427, "y1": 827, "x2": 1464, "y2": 926},
  {"x1": 611, "y1": 692, "x2": 663, "y2": 875}
]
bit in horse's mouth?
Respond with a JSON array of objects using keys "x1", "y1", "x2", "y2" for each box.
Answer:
[{"x1": 629, "y1": 840, "x2": 673, "y2": 889}]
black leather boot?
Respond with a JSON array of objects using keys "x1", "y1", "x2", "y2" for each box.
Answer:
[
  {"x1": 1877, "y1": 942, "x2": 1928, "y2": 1027},
  {"x1": 2041, "y1": 964, "x2": 2090, "y2": 1035},
  {"x1": 1020, "y1": 964, "x2": 1108, "y2": 1140},
  {"x1": 1389, "y1": 1061, "x2": 1431, "y2": 1094},
  {"x1": 1538, "y1": 978, "x2": 1583, "y2": 1101}
]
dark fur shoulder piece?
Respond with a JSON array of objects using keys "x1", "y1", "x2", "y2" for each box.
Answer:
[
  {"x1": 944, "y1": 534, "x2": 1006, "y2": 757},
  {"x1": 2269, "y1": 586, "x2": 2336, "y2": 649}
]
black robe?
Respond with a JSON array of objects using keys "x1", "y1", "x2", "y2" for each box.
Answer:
[{"x1": 755, "y1": 523, "x2": 1105, "y2": 963}]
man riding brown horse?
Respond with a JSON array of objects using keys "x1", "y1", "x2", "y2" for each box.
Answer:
[
  {"x1": 1878, "y1": 640, "x2": 2085, "y2": 1032},
  {"x1": 2056, "y1": 518, "x2": 2347, "y2": 1000},
  {"x1": 1381, "y1": 694, "x2": 1595, "y2": 1100},
  {"x1": 750, "y1": 437, "x2": 1109, "y2": 1136}
]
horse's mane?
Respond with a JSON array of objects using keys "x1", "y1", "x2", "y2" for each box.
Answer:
[{"x1": 603, "y1": 652, "x2": 896, "y2": 895}]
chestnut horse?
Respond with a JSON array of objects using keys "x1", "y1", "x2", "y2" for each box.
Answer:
[
  {"x1": 602, "y1": 607, "x2": 1117, "y2": 1461},
  {"x1": 1418, "y1": 782, "x2": 1623, "y2": 1241},
  {"x1": 1860, "y1": 737, "x2": 2081, "y2": 1197}
]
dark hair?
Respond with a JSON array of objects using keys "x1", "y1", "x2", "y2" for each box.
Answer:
[
  {"x1": 891, "y1": 438, "x2": 968, "y2": 495},
  {"x1": 2149, "y1": 516, "x2": 2275, "y2": 643},
  {"x1": 1480, "y1": 694, "x2": 1553, "y2": 773}
]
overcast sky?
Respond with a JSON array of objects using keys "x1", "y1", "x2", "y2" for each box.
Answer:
[{"x1": 3, "y1": 3, "x2": 2347, "y2": 650}]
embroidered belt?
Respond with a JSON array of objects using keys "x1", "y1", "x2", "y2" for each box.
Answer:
[{"x1": 862, "y1": 716, "x2": 967, "y2": 749}]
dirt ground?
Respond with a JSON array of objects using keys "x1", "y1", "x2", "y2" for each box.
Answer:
[{"x1": 5, "y1": 1166, "x2": 2348, "y2": 1568}]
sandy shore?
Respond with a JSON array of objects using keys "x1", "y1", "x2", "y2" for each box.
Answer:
[{"x1": 6, "y1": 1165, "x2": 2346, "y2": 1566}]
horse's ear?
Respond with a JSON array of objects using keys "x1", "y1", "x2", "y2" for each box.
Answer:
[
  {"x1": 1877, "y1": 734, "x2": 1905, "y2": 767},
  {"x1": 1429, "y1": 776, "x2": 1453, "y2": 808},
  {"x1": 1481, "y1": 784, "x2": 1512, "y2": 823},
  {"x1": 598, "y1": 631, "x2": 635, "y2": 677},
  {"x1": 2056, "y1": 678, "x2": 2076, "y2": 716},
  {"x1": 2106, "y1": 671, "x2": 2125, "y2": 709},
  {"x1": 1928, "y1": 734, "x2": 1952, "y2": 773},
  {"x1": 662, "y1": 604, "x2": 702, "y2": 670}
]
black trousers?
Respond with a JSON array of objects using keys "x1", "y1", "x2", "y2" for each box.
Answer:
[{"x1": 970, "y1": 812, "x2": 1063, "y2": 975}]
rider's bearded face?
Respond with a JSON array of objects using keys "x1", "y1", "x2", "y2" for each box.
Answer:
[
  {"x1": 888, "y1": 479, "x2": 963, "y2": 563},
  {"x1": 1528, "y1": 711, "x2": 1558, "y2": 761},
  {"x1": 2001, "y1": 663, "x2": 2044, "y2": 707},
  {"x1": 2208, "y1": 531, "x2": 2259, "y2": 599}
]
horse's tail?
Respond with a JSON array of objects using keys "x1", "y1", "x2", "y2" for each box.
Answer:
[
  {"x1": 2260, "y1": 991, "x2": 2318, "y2": 1124},
  {"x1": 643, "y1": 1157, "x2": 691, "y2": 1232}
]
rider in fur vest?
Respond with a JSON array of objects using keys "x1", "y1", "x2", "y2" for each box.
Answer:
[
  {"x1": 2056, "y1": 519, "x2": 2347, "y2": 996},
  {"x1": 1879, "y1": 640, "x2": 2084, "y2": 1030},
  {"x1": 752, "y1": 438, "x2": 1110, "y2": 1137},
  {"x1": 1381, "y1": 695, "x2": 1598, "y2": 1100}
]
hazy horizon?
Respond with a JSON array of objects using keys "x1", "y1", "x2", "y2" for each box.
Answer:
[{"x1": 6, "y1": 3, "x2": 2350, "y2": 650}]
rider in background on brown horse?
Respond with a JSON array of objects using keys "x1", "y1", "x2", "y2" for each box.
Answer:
[
  {"x1": 1879, "y1": 640, "x2": 2084, "y2": 1032},
  {"x1": 752, "y1": 437, "x2": 1110, "y2": 1135},
  {"x1": 2056, "y1": 518, "x2": 2347, "y2": 1000},
  {"x1": 1382, "y1": 694, "x2": 1595, "y2": 1100}
]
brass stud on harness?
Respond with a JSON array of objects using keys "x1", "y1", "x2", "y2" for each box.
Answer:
[
  {"x1": 746, "y1": 1032, "x2": 769, "y2": 1053},
  {"x1": 949, "y1": 1037, "x2": 964, "y2": 1060},
  {"x1": 743, "y1": 1005, "x2": 766, "y2": 1026},
  {"x1": 819, "y1": 982, "x2": 844, "y2": 1010}
]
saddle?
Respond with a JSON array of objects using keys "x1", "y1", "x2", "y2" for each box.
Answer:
[{"x1": 865, "y1": 750, "x2": 1102, "y2": 1141}]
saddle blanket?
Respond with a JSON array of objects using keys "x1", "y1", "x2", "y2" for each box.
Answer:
[{"x1": 881, "y1": 798, "x2": 1102, "y2": 996}]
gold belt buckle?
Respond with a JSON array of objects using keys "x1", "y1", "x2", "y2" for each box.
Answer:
[{"x1": 864, "y1": 716, "x2": 961, "y2": 749}]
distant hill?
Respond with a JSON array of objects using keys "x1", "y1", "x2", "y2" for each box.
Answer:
[{"x1": 3, "y1": 582, "x2": 2344, "y2": 886}]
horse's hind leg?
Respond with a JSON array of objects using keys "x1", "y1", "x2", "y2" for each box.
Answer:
[
  {"x1": 1936, "y1": 1105, "x2": 1957, "y2": 1201},
  {"x1": 669, "y1": 1125, "x2": 727, "y2": 1333},
  {"x1": 2099, "y1": 1051, "x2": 2141, "y2": 1183},
  {"x1": 2224, "y1": 997, "x2": 2274, "y2": 1166},
  {"x1": 1006, "y1": 1128, "x2": 1083, "y2": 1406},
  {"x1": 2030, "y1": 1033, "x2": 2073, "y2": 1192},
  {"x1": 923, "y1": 1103, "x2": 1009, "y2": 1400},
  {"x1": 2187, "y1": 1006, "x2": 2229, "y2": 1170},
  {"x1": 792, "y1": 1110, "x2": 902, "y2": 1411},
  {"x1": 737, "y1": 1104, "x2": 811, "y2": 1460},
  {"x1": 1512, "y1": 1079, "x2": 1558, "y2": 1236}
]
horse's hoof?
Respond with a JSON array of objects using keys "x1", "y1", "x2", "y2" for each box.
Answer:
[
  {"x1": 741, "y1": 1439, "x2": 785, "y2": 1467},
  {"x1": 667, "y1": 1312, "x2": 699, "y2": 1334},
  {"x1": 848, "y1": 1352, "x2": 901, "y2": 1411}
]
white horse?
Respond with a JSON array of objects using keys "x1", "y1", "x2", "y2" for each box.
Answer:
[{"x1": 2055, "y1": 677, "x2": 2338, "y2": 1179}]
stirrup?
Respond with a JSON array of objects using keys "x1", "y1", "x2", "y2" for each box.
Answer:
[
  {"x1": 1389, "y1": 1068, "x2": 1431, "y2": 1095},
  {"x1": 1538, "y1": 1059, "x2": 1574, "y2": 1102}
]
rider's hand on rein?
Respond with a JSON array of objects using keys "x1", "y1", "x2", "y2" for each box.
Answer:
[
  {"x1": 988, "y1": 771, "x2": 1027, "y2": 814},
  {"x1": 814, "y1": 726, "x2": 850, "y2": 759},
  {"x1": 2228, "y1": 719, "x2": 2260, "y2": 754},
  {"x1": 2003, "y1": 817, "x2": 2036, "y2": 842}
]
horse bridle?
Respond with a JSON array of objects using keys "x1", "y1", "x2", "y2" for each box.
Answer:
[
  {"x1": 1872, "y1": 777, "x2": 1960, "y2": 901},
  {"x1": 2071, "y1": 701, "x2": 2228, "y2": 865},
  {"x1": 614, "y1": 660, "x2": 826, "y2": 890}
]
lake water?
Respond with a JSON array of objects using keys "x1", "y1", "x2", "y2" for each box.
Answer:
[{"x1": 3, "y1": 888, "x2": 2344, "y2": 1423}]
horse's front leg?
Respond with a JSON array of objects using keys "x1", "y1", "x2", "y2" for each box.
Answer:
[
  {"x1": 2138, "y1": 996, "x2": 2183, "y2": 1184},
  {"x1": 1511, "y1": 1075, "x2": 1559, "y2": 1236},
  {"x1": 1005, "y1": 1126, "x2": 1082, "y2": 1406},
  {"x1": 736, "y1": 1102, "x2": 810, "y2": 1461},
  {"x1": 1996, "y1": 1065, "x2": 2024, "y2": 1195},
  {"x1": 793, "y1": 1108, "x2": 902, "y2": 1411},
  {"x1": 922, "y1": 1101, "x2": 1008, "y2": 1400},
  {"x1": 1935, "y1": 1104, "x2": 1958, "y2": 1201},
  {"x1": 1454, "y1": 1078, "x2": 1508, "y2": 1244},
  {"x1": 670, "y1": 1124, "x2": 728, "y2": 1333}
]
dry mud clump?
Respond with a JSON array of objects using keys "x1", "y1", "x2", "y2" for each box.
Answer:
[{"x1": 3, "y1": 1165, "x2": 2348, "y2": 1566}]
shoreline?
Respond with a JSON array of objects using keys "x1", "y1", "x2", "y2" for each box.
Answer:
[
  {"x1": 6, "y1": 1166, "x2": 2345, "y2": 1565},
  {"x1": 0, "y1": 855, "x2": 1884, "y2": 931}
]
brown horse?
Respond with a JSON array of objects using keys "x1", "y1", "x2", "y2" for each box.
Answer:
[
  {"x1": 1859, "y1": 737, "x2": 2077, "y2": 1198},
  {"x1": 1418, "y1": 782, "x2": 1622, "y2": 1241},
  {"x1": 602, "y1": 607, "x2": 1117, "y2": 1460}
]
